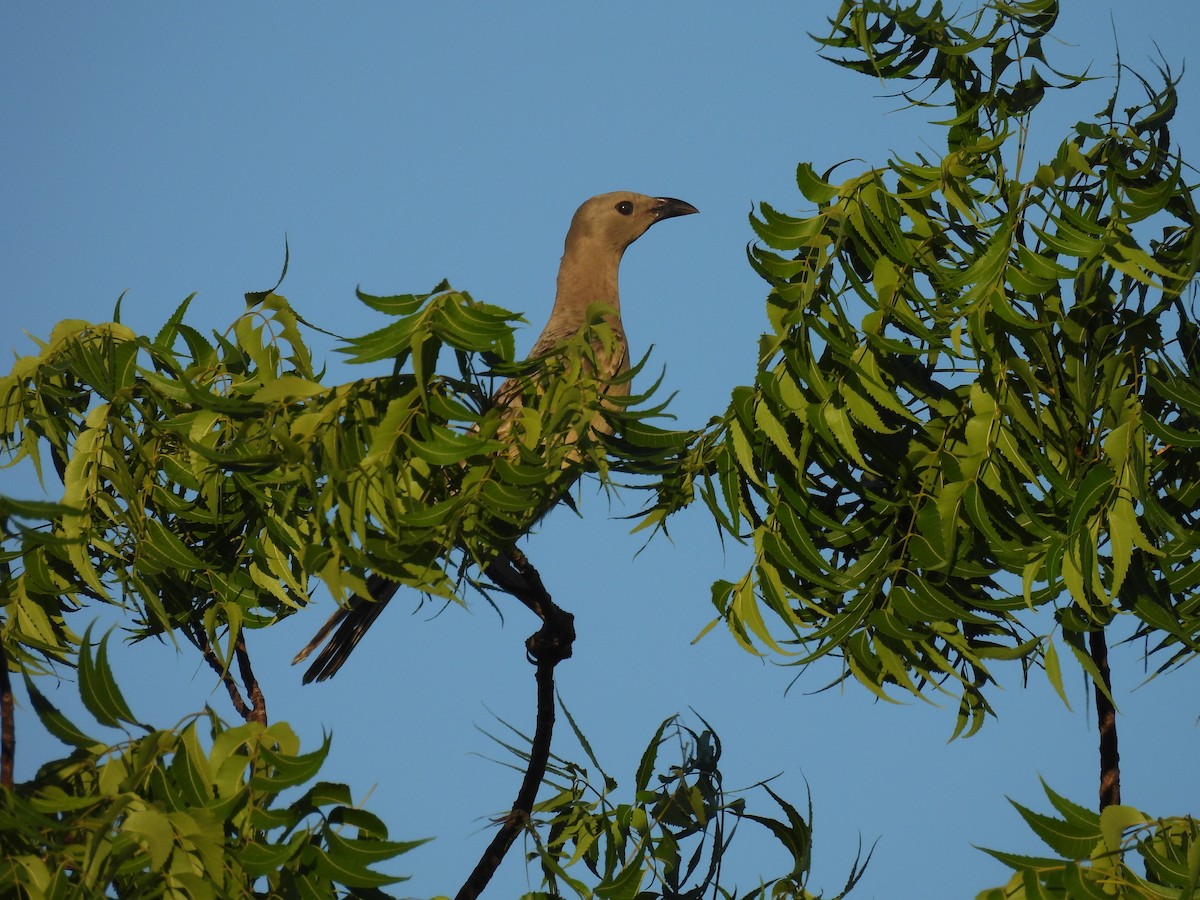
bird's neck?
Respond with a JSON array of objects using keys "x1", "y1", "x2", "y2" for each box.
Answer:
[{"x1": 553, "y1": 238, "x2": 624, "y2": 323}]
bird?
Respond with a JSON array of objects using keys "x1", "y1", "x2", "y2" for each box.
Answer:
[{"x1": 292, "y1": 191, "x2": 698, "y2": 682}]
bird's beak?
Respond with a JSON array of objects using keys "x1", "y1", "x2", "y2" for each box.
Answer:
[{"x1": 651, "y1": 197, "x2": 699, "y2": 220}]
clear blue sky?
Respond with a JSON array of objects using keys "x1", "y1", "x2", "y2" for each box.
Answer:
[{"x1": 3, "y1": 3, "x2": 1198, "y2": 897}]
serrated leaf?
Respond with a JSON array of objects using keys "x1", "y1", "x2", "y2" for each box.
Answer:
[
  {"x1": 241, "y1": 836, "x2": 306, "y2": 877},
  {"x1": 976, "y1": 845, "x2": 1069, "y2": 873},
  {"x1": 1009, "y1": 799, "x2": 1100, "y2": 859},
  {"x1": 821, "y1": 401, "x2": 872, "y2": 472},
  {"x1": 1062, "y1": 630, "x2": 1117, "y2": 708},
  {"x1": 1067, "y1": 466, "x2": 1113, "y2": 536},
  {"x1": 251, "y1": 735, "x2": 331, "y2": 792},
  {"x1": 170, "y1": 720, "x2": 215, "y2": 808},
  {"x1": 78, "y1": 623, "x2": 143, "y2": 729},
  {"x1": 122, "y1": 806, "x2": 173, "y2": 870},
  {"x1": 310, "y1": 838, "x2": 405, "y2": 889},
  {"x1": 796, "y1": 163, "x2": 839, "y2": 204},
  {"x1": 1105, "y1": 494, "x2": 1136, "y2": 597},
  {"x1": 754, "y1": 399, "x2": 800, "y2": 467},
  {"x1": 142, "y1": 516, "x2": 207, "y2": 572}
]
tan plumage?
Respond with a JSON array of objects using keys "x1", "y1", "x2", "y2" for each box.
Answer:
[{"x1": 293, "y1": 191, "x2": 697, "y2": 682}]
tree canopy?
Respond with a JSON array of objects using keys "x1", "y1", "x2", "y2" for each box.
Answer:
[{"x1": 2, "y1": 1, "x2": 1198, "y2": 897}]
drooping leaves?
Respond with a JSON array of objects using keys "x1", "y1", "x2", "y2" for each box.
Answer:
[
  {"x1": 0, "y1": 283, "x2": 693, "y2": 674},
  {"x1": 658, "y1": 0, "x2": 1200, "y2": 737}
]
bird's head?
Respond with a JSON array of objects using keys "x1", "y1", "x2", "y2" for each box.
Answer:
[{"x1": 566, "y1": 191, "x2": 698, "y2": 255}]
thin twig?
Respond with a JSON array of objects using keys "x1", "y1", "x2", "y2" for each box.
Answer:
[
  {"x1": 1089, "y1": 627, "x2": 1121, "y2": 809},
  {"x1": 1, "y1": 639, "x2": 13, "y2": 789},
  {"x1": 456, "y1": 552, "x2": 574, "y2": 900}
]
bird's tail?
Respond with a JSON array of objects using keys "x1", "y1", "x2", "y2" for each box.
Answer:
[
  {"x1": 294, "y1": 552, "x2": 550, "y2": 683},
  {"x1": 292, "y1": 573, "x2": 401, "y2": 683}
]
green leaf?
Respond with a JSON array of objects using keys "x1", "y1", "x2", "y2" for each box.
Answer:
[
  {"x1": 141, "y1": 517, "x2": 207, "y2": 573},
  {"x1": 309, "y1": 837, "x2": 405, "y2": 889},
  {"x1": 1067, "y1": 466, "x2": 1113, "y2": 536},
  {"x1": 78, "y1": 623, "x2": 144, "y2": 730},
  {"x1": 1008, "y1": 798, "x2": 1100, "y2": 859},
  {"x1": 795, "y1": 162, "x2": 839, "y2": 204},
  {"x1": 170, "y1": 720, "x2": 215, "y2": 808},
  {"x1": 252, "y1": 374, "x2": 327, "y2": 403},
  {"x1": 240, "y1": 836, "x2": 305, "y2": 878},
  {"x1": 1042, "y1": 637, "x2": 1071, "y2": 711},
  {"x1": 634, "y1": 718, "x2": 671, "y2": 794},
  {"x1": 740, "y1": 784, "x2": 813, "y2": 881},
  {"x1": 252, "y1": 735, "x2": 332, "y2": 792},
  {"x1": 22, "y1": 673, "x2": 103, "y2": 749},
  {"x1": 122, "y1": 806, "x2": 174, "y2": 870},
  {"x1": 1098, "y1": 804, "x2": 1148, "y2": 853},
  {"x1": 1061, "y1": 630, "x2": 1117, "y2": 708}
]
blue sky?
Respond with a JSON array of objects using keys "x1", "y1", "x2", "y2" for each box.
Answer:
[{"x1": 3, "y1": 3, "x2": 1198, "y2": 897}]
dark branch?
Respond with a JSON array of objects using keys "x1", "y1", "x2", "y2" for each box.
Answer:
[
  {"x1": 234, "y1": 631, "x2": 268, "y2": 726},
  {"x1": 1089, "y1": 627, "x2": 1121, "y2": 809},
  {"x1": 456, "y1": 551, "x2": 574, "y2": 900},
  {"x1": 188, "y1": 622, "x2": 254, "y2": 723}
]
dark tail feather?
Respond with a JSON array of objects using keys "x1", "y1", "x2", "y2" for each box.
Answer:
[
  {"x1": 295, "y1": 554, "x2": 544, "y2": 683},
  {"x1": 293, "y1": 574, "x2": 400, "y2": 683}
]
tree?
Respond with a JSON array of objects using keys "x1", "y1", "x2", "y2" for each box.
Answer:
[
  {"x1": 657, "y1": 0, "x2": 1200, "y2": 894},
  {"x1": 2, "y1": 1, "x2": 1198, "y2": 897},
  {"x1": 0, "y1": 278, "x2": 856, "y2": 895}
]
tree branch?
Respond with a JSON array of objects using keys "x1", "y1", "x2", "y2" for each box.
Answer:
[
  {"x1": 234, "y1": 631, "x2": 268, "y2": 725},
  {"x1": 456, "y1": 551, "x2": 574, "y2": 900},
  {"x1": 1089, "y1": 627, "x2": 1121, "y2": 809},
  {"x1": 188, "y1": 622, "x2": 254, "y2": 723}
]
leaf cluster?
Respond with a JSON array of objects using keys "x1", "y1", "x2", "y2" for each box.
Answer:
[
  {"x1": 2, "y1": 629, "x2": 422, "y2": 898},
  {"x1": 977, "y1": 781, "x2": 1200, "y2": 899},
  {"x1": 0, "y1": 282, "x2": 693, "y2": 670},
  {"x1": 651, "y1": 0, "x2": 1200, "y2": 738},
  {"x1": 0, "y1": 276, "x2": 701, "y2": 896},
  {"x1": 488, "y1": 709, "x2": 869, "y2": 899},
  {"x1": 817, "y1": 0, "x2": 1083, "y2": 150}
]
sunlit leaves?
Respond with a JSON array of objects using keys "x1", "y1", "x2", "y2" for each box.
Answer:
[
  {"x1": 0, "y1": 259, "x2": 717, "y2": 891},
  {"x1": 977, "y1": 781, "x2": 1200, "y2": 899},
  {"x1": 674, "y1": 0, "x2": 1200, "y2": 736},
  {"x1": 2, "y1": 679, "x2": 421, "y2": 897},
  {"x1": 339, "y1": 280, "x2": 521, "y2": 383},
  {"x1": 0, "y1": 275, "x2": 693, "y2": 675}
]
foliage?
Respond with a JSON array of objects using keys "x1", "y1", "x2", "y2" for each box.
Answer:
[
  {"x1": 0, "y1": 629, "x2": 422, "y2": 898},
  {"x1": 496, "y1": 709, "x2": 869, "y2": 900},
  {"x1": 657, "y1": 0, "x2": 1200, "y2": 740},
  {"x1": 3, "y1": 0, "x2": 1199, "y2": 896},
  {"x1": 0, "y1": 278, "x2": 696, "y2": 894},
  {"x1": 976, "y1": 781, "x2": 1200, "y2": 899},
  {"x1": 0, "y1": 280, "x2": 691, "y2": 671},
  {"x1": 0, "y1": 251, "x2": 713, "y2": 895}
]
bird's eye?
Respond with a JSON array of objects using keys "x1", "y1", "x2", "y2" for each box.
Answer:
[{"x1": 615, "y1": 200, "x2": 633, "y2": 215}]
